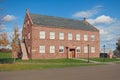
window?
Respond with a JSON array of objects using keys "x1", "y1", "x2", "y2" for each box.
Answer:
[
  {"x1": 59, "y1": 46, "x2": 64, "y2": 53},
  {"x1": 91, "y1": 47, "x2": 95, "y2": 53},
  {"x1": 40, "y1": 31, "x2": 45, "y2": 39},
  {"x1": 28, "y1": 33, "x2": 30, "y2": 39},
  {"x1": 39, "y1": 45, "x2": 45, "y2": 53},
  {"x1": 76, "y1": 46, "x2": 81, "y2": 53},
  {"x1": 28, "y1": 20, "x2": 29, "y2": 24},
  {"x1": 59, "y1": 32, "x2": 64, "y2": 40},
  {"x1": 76, "y1": 34, "x2": 80, "y2": 40},
  {"x1": 68, "y1": 33, "x2": 72, "y2": 40},
  {"x1": 84, "y1": 35, "x2": 88, "y2": 41},
  {"x1": 50, "y1": 45, "x2": 55, "y2": 53},
  {"x1": 91, "y1": 35, "x2": 95, "y2": 41},
  {"x1": 50, "y1": 32, "x2": 55, "y2": 39},
  {"x1": 84, "y1": 46, "x2": 88, "y2": 53}
]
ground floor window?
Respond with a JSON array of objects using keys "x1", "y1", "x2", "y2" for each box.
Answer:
[
  {"x1": 59, "y1": 46, "x2": 64, "y2": 53},
  {"x1": 91, "y1": 47, "x2": 95, "y2": 53},
  {"x1": 84, "y1": 46, "x2": 88, "y2": 53},
  {"x1": 76, "y1": 46, "x2": 81, "y2": 53},
  {"x1": 50, "y1": 45, "x2": 55, "y2": 53},
  {"x1": 39, "y1": 45, "x2": 45, "y2": 53}
]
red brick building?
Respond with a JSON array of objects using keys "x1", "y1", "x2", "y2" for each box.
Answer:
[{"x1": 22, "y1": 9, "x2": 100, "y2": 59}]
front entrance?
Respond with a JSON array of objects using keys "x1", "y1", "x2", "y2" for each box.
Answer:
[{"x1": 69, "y1": 49, "x2": 75, "y2": 58}]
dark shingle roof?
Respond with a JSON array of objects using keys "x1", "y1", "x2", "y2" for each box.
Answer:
[{"x1": 29, "y1": 14, "x2": 98, "y2": 31}]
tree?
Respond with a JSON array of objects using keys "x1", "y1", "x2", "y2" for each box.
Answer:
[
  {"x1": 113, "y1": 38, "x2": 120, "y2": 58},
  {"x1": 0, "y1": 33, "x2": 9, "y2": 48},
  {"x1": 11, "y1": 24, "x2": 20, "y2": 62},
  {"x1": 116, "y1": 38, "x2": 120, "y2": 51}
]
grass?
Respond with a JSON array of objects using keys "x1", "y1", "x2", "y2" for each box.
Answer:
[
  {"x1": 89, "y1": 58, "x2": 120, "y2": 62},
  {"x1": 0, "y1": 52, "x2": 13, "y2": 63},
  {"x1": 0, "y1": 62, "x2": 99, "y2": 71},
  {"x1": 0, "y1": 52, "x2": 112, "y2": 71}
]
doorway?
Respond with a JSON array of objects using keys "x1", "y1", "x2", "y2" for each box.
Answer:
[{"x1": 69, "y1": 49, "x2": 75, "y2": 58}]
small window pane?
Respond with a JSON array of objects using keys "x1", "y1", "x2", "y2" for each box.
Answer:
[
  {"x1": 76, "y1": 46, "x2": 81, "y2": 53},
  {"x1": 84, "y1": 35, "x2": 88, "y2": 41},
  {"x1": 59, "y1": 32, "x2": 64, "y2": 40},
  {"x1": 91, "y1": 35, "x2": 95, "y2": 41},
  {"x1": 84, "y1": 46, "x2": 88, "y2": 53},
  {"x1": 59, "y1": 46, "x2": 64, "y2": 53},
  {"x1": 68, "y1": 33, "x2": 72, "y2": 40},
  {"x1": 50, "y1": 45, "x2": 55, "y2": 53},
  {"x1": 40, "y1": 31, "x2": 45, "y2": 39},
  {"x1": 91, "y1": 47, "x2": 95, "y2": 53},
  {"x1": 28, "y1": 33, "x2": 30, "y2": 39},
  {"x1": 39, "y1": 45, "x2": 45, "y2": 53},
  {"x1": 76, "y1": 34, "x2": 80, "y2": 40},
  {"x1": 50, "y1": 32, "x2": 55, "y2": 39}
]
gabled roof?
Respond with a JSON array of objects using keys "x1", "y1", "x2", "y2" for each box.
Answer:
[{"x1": 29, "y1": 13, "x2": 98, "y2": 31}]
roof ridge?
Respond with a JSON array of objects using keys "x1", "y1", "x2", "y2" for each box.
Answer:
[{"x1": 29, "y1": 13, "x2": 83, "y2": 22}]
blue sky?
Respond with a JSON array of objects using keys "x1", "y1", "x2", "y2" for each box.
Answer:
[{"x1": 0, "y1": 0, "x2": 120, "y2": 50}]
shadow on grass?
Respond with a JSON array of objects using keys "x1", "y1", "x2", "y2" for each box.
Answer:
[{"x1": 0, "y1": 58, "x2": 14, "y2": 64}]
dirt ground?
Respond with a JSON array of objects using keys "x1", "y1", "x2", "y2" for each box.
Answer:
[{"x1": 0, "y1": 64, "x2": 120, "y2": 80}]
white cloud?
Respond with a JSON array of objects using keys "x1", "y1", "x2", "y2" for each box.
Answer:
[
  {"x1": 87, "y1": 15, "x2": 120, "y2": 50},
  {"x1": 3, "y1": 15, "x2": 15, "y2": 22},
  {"x1": 87, "y1": 15, "x2": 114, "y2": 24},
  {"x1": 72, "y1": 5, "x2": 102, "y2": 18}
]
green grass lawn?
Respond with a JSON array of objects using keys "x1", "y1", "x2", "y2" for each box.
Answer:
[
  {"x1": 0, "y1": 52, "x2": 100, "y2": 71},
  {"x1": 89, "y1": 58, "x2": 120, "y2": 62}
]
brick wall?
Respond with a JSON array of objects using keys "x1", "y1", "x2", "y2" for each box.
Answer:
[
  {"x1": 22, "y1": 12, "x2": 100, "y2": 59},
  {"x1": 30, "y1": 25, "x2": 100, "y2": 59}
]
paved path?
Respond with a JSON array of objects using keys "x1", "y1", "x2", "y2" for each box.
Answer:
[
  {"x1": 73, "y1": 58, "x2": 101, "y2": 63},
  {"x1": 0, "y1": 64, "x2": 120, "y2": 80}
]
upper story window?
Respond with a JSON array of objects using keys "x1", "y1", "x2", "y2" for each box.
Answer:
[
  {"x1": 28, "y1": 20, "x2": 29, "y2": 24},
  {"x1": 91, "y1": 35, "x2": 95, "y2": 41},
  {"x1": 84, "y1": 46, "x2": 88, "y2": 53},
  {"x1": 68, "y1": 33, "x2": 72, "y2": 40},
  {"x1": 76, "y1": 46, "x2": 81, "y2": 53},
  {"x1": 50, "y1": 32, "x2": 55, "y2": 39},
  {"x1": 59, "y1": 46, "x2": 64, "y2": 53},
  {"x1": 40, "y1": 31, "x2": 45, "y2": 39},
  {"x1": 59, "y1": 32, "x2": 64, "y2": 40},
  {"x1": 50, "y1": 45, "x2": 55, "y2": 53},
  {"x1": 91, "y1": 47, "x2": 95, "y2": 53},
  {"x1": 39, "y1": 45, "x2": 45, "y2": 53},
  {"x1": 84, "y1": 35, "x2": 88, "y2": 41},
  {"x1": 28, "y1": 33, "x2": 30, "y2": 39},
  {"x1": 76, "y1": 34, "x2": 80, "y2": 40}
]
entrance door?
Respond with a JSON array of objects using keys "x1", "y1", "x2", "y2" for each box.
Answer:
[{"x1": 69, "y1": 49, "x2": 75, "y2": 58}]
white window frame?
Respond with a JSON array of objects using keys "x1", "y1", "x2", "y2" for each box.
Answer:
[
  {"x1": 84, "y1": 35, "x2": 88, "y2": 41},
  {"x1": 50, "y1": 45, "x2": 55, "y2": 53},
  {"x1": 91, "y1": 35, "x2": 95, "y2": 41},
  {"x1": 40, "y1": 31, "x2": 45, "y2": 39},
  {"x1": 59, "y1": 32, "x2": 64, "y2": 40},
  {"x1": 59, "y1": 46, "x2": 64, "y2": 53},
  {"x1": 28, "y1": 20, "x2": 29, "y2": 24},
  {"x1": 84, "y1": 46, "x2": 88, "y2": 53},
  {"x1": 76, "y1": 46, "x2": 81, "y2": 53},
  {"x1": 39, "y1": 45, "x2": 45, "y2": 53},
  {"x1": 50, "y1": 32, "x2": 55, "y2": 39},
  {"x1": 28, "y1": 33, "x2": 30, "y2": 39},
  {"x1": 76, "y1": 34, "x2": 80, "y2": 40},
  {"x1": 91, "y1": 47, "x2": 95, "y2": 53},
  {"x1": 68, "y1": 33, "x2": 72, "y2": 40}
]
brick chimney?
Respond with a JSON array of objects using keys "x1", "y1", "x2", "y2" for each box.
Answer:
[{"x1": 83, "y1": 17, "x2": 86, "y2": 22}]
